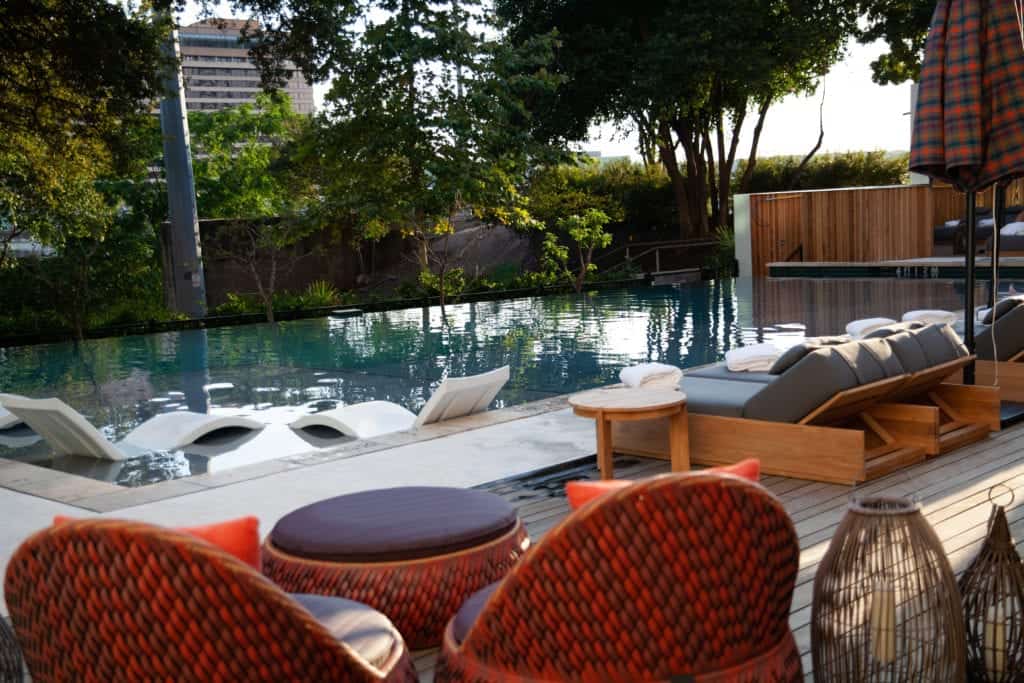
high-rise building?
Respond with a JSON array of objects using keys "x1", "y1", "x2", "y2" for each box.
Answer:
[{"x1": 178, "y1": 19, "x2": 314, "y2": 114}]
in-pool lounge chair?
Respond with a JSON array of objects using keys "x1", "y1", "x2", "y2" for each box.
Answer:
[
  {"x1": 290, "y1": 366, "x2": 510, "y2": 439},
  {"x1": 0, "y1": 393, "x2": 25, "y2": 430},
  {"x1": 613, "y1": 323, "x2": 998, "y2": 484},
  {"x1": 0, "y1": 396, "x2": 264, "y2": 460}
]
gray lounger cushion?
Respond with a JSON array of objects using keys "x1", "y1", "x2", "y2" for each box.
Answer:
[
  {"x1": 981, "y1": 297, "x2": 1024, "y2": 325},
  {"x1": 768, "y1": 336, "x2": 849, "y2": 375},
  {"x1": 977, "y1": 305, "x2": 1024, "y2": 361},
  {"x1": 830, "y1": 339, "x2": 904, "y2": 384},
  {"x1": 687, "y1": 363, "x2": 777, "y2": 384},
  {"x1": 886, "y1": 331, "x2": 930, "y2": 372},
  {"x1": 863, "y1": 321, "x2": 927, "y2": 339},
  {"x1": 913, "y1": 324, "x2": 968, "y2": 365},
  {"x1": 744, "y1": 347, "x2": 859, "y2": 423},
  {"x1": 680, "y1": 376, "x2": 763, "y2": 418}
]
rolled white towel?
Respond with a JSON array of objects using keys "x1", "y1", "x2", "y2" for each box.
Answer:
[
  {"x1": 902, "y1": 309, "x2": 957, "y2": 325},
  {"x1": 725, "y1": 341, "x2": 794, "y2": 372},
  {"x1": 846, "y1": 317, "x2": 897, "y2": 339},
  {"x1": 619, "y1": 363, "x2": 682, "y2": 388}
]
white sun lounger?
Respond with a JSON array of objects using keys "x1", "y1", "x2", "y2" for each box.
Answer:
[
  {"x1": 290, "y1": 366, "x2": 511, "y2": 439},
  {"x1": 0, "y1": 393, "x2": 26, "y2": 430},
  {"x1": 0, "y1": 396, "x2": 265, "y2": 460}
]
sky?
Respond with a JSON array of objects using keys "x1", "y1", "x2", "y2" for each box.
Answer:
[{"x1": 181, "y1": 4, "x2": 912, "y2": 160}]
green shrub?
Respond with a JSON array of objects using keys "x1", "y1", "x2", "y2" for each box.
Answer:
[
  {"x1": 705, "y1": 226, "x2": 737, "y2": 275},
  {"x1": 734, "y1": 151, "x2": 909, "y2": 194},
  {"x1": 300, "y1": 280, "x2": 342, "y2": 308}
]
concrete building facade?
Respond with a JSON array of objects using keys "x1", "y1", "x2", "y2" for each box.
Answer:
[{"x1": 179, "y1": 19, "x2": 314, "y2": 114}]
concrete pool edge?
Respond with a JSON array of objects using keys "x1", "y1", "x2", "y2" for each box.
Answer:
[{"x1": 0, "y1": 394, "x2": 573, "y2": 512}]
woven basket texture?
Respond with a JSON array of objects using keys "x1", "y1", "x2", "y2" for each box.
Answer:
[
  {"x1": 3, "y1": 519, "x2": 417, "y2": 683},
  {"x1": 437, "y1": 473, "x2": 802, "y2": 682},
  {"x1": 262, "y1": 520, "x2": 529, "y2": 649}
]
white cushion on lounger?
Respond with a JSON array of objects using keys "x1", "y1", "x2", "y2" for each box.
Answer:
[
  {"x1": 979, "y1": 217, "x2": 995, "y2": 227},
  {"x1": 725, "y1": 341, "x2": 796, "y2": 372},
  {"x1": 945, "y1": 219, "x2": 961, "y2": 227},
  {"x1": 1001, "y1": 221, "x2": 1024, "y2": 236},
  {"x1": 846, "y1": 317, "x2": 897, "y2": 340},
  {"x1": 902, "y1": 310, "x2": 957, "y2": 326},
  {"x1": 619, "y1": 363, "x2": 682, "y2": 388}
]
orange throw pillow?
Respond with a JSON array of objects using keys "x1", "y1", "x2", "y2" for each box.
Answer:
[
  {"x1": 564, "y1": 458, "x2": 761, "y2": 510},
  {"x1": 53, "y1": 515, "x2": 261, "y2": 570}
]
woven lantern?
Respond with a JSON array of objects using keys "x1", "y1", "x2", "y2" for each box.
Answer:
[
  {"x1": 811, "y1": 496, "x2": 965, "y2": 682},
  {"x1": 959, "y1": 492, "x2": 1024, "y2": 682},
  {"x1": 0, "y1": 619, "x2": 22, "y2": 683}
]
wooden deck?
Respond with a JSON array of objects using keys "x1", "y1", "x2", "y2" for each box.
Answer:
[{"x1": 415, "y1": 421, "x2": 1024, "y2": 681}]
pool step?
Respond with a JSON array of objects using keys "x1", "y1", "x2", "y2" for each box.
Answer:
[
  {"x1": 329, "y1": 308, "x2": 363, "y2": 319},
  {"x1": 651, "y1": 268, "x2": 701, "y2": 286}
]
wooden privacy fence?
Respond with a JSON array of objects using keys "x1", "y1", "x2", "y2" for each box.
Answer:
[{"x1": 744, "y1": 180, "x2": 1024, "y2": 276}]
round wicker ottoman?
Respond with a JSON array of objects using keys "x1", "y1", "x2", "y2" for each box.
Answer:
[{"x1": 262, "y1": 486, "x2": 530, "y2": 649}]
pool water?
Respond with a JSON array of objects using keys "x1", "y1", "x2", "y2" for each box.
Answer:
[{"x1": 0, "y1": 277, "x2": 998, "y2": 485}]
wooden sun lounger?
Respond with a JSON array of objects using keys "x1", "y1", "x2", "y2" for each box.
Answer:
[{"x1": 612, "y1": 358, "x2": 998, "y2": 485}]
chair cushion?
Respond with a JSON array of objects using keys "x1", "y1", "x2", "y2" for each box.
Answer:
[
  {"x1": 291, "y1": 593, "x2": 398, "y2": 669},
  {"x1": 54, "y1": 515, "x2": 261, "y2": 570},
  {"x1": 564, "y1": 459, "x2": 761, "y2": 511},
  {"x1": 270, "y1": 487, "x2": 519, "y2": 562},
  {"x1": 744, "y1": 347, "x2": 859, "y2": 423},
  {"x1": 911, "y1": 324, "x2": 966, "y2": 365},
  {"x1": 687, "y1": 363, "x2": 777, "y2": 384},
  {"x1": 885, "y1": 332, "x2": 930, "y2": 373},
  {"x1": 863, "y1": 321, "x2": 927, "y2": 339},
  {"x1": 830, "y1": 340, "x2": 889, "y2": 384},
  {"x1": 451, "y1": 581, "x2": 501, "y2": 645},
  {"x1": 977, "y1": 304, "x2": 1024, "y2": 361},
  {"x1": 982, "y1": 296, "x2": 1024, "y2": 324},
  {"x1": 768, "y1": 336, "x2": 848, "y2": 375},
  {"x1": 679, "y1": 377, "x2": 763, "y2": 418}
]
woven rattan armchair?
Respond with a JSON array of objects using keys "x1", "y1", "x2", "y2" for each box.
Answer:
[
  {"x1": 4, "y1": 519, "x2": 417, "y2": 682},
  {"x1": 436, "y1": 473, "x2": 802, "y2": 682}
]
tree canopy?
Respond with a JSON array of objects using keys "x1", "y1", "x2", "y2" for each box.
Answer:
[
  {"x1": 496, "y1": 0, "x2": 860, "y2": 236},
  {"x1": 857, "y1": 0, "x2": 935, "y2": 85}
]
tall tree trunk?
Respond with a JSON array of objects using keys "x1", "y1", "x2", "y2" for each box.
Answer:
[
  {"x1": 656, "y1": 120, "x2": 690, "y2": 239},
  {"x1": 737, "y1": 97, "x2": 771, "y2": 194},
  {"x1": 675, "y1": 120, "x2": 709, "y2": 238},
  {"x1": 719, "y1": 109, "x2": 745, "y2": 229},
  {"x1": 705, "y1": 130, "x2": 719, "y2": 228},
  {"x1": 788, "y1": 81, "x2": 827, "y2": 190}
]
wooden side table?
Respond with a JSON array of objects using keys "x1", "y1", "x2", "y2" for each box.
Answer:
[{"x1": 569, "y1": 387, "x2": 689, "y2": 480}]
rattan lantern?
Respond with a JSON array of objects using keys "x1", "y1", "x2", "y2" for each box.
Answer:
[
  {"x1": 959, "y1": 491, "x2": 1024, "y2": 682},
  {"x1": 0, "y1": 618, "x2": 22, "y2": 683},
  {"x1": 811, "y1": 496, "x2": 965, "y2": 682}
]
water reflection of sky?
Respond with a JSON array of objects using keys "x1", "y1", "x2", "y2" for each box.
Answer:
[{"x1": 0, "y1": 277, "x2": 1007, "y2": 486}]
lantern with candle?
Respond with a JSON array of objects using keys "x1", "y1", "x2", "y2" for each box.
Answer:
[
  {"x1": 811, "y1": 496, "x2": 965, "y2": 682},
  {"x1": 959, "y1": 487, "x2": 1024, "y2": 682}
]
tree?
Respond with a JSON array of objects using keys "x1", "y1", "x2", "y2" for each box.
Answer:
[
  {"x1": 559, "y1": 209, "x2": 612, "y2": 293},
  {"x1": 496, "y1": 0, "x2": 859, "y2": 238},
  {"x1": 857, "y1": 0, "x2": 935, "y2": 85}
]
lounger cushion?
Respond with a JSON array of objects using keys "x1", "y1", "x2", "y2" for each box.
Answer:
[
  {"x1": 680, "y1": 377, "x2": 763, "y2": 418},
  {"x1": 768, "y1": 336, "x2": 848, "y2": 375},
  {"x1": 863, "y1": 321, "x2": 927, "y2": 339},
  {"x1": 269, "y1": 486, "x2": 518, "y2": 562},
  {"x1": 830, "y1": 340, "x2": 902, "y2": 384},
  {"x1": 982, "y1": 297, "x2": 1024, "y2": 324},
  {"x1": 912, "y1": 324, "x2": 967, "y2": 365},
  {"x1": 744, "y1": 348, "x2": 859, "y2": 423},
  {"x1": 452, "y1": 581, "x2": 501, "y2": 644},
  {"x1": 291, "y1": 593, "x2": 399, "y2": 669},
  {"x1": 885, "y1": 332, "x2": 930, "y2": 372},
  {"x1": 977, "y1": 305, "x2": 1024, "y2": 361},
  {"x1": 687, "y1": 363, "x2": 776, "y2": 384}
]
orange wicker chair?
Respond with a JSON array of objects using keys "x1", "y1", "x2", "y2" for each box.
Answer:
[
  {"x1": 436, "y1": 473, "x2": 802, "y2": 682},
  {"x1": 4, "y1": 519, "x2": 418, "y2": 683}
]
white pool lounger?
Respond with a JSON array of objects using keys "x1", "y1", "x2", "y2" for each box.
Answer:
[
  {"x1": 290, "y1": 366, "x2": 511, "y2": 439},
  {"x1": 0, "y1": 393, "x2": 26, "y2": 430},
  {"x1": 0, "y1": 396, "x2": 265, "y2": 460}
]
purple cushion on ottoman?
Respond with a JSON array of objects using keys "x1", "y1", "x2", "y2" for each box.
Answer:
[{"x1": 270, "y1": 486, "x2": 518, "y2": 562}]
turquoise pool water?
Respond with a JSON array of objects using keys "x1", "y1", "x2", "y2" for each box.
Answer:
[{"x1": 0, "y1": 277, "x2": 991, "y2": 484}]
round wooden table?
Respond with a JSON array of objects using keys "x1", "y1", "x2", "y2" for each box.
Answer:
[{"x1": 568, "y1": 387, "x2": 689, "y2": 480}]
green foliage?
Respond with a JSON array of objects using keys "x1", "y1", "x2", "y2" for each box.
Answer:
[
  {"x1": 735, "y1": 151, "x2": 909, "y2": 193},
  {"x1": 190, "y1": 93, "x2": 312, "y2": 219},
  {"x1": 705, "y1": 226, "x2": 737, "y2": 275},
  {"x1": 419, "y1": 268, "x2": 467, "y2": 301},
  {"x1": 301, "y1": 280, "x2": 343, "y2": 308},
  {"x1": 857, "y1": 0, "x2": 934, "y2": 85}
]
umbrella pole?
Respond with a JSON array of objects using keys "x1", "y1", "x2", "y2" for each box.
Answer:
[{"x1": 965, "y1": 190, "x2": 977, "y2": 384}]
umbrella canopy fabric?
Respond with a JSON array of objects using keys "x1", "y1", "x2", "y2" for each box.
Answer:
[{"x1": 911, "y1": 0, "x2": 1024, "y2": 192}]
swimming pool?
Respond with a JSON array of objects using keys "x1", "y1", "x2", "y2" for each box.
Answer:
[{"x1": 0, "y1": 277, "x2": 995, "y2": 485}]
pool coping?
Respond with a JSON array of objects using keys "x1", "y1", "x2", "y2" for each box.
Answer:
[{"x1": 0, "y1": 394, "x2": 573, "y2": 513}]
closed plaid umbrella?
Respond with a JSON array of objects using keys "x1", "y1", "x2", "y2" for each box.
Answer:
[{"x1": 910, "y1": 0, "x2": 1024, "y2": 380}]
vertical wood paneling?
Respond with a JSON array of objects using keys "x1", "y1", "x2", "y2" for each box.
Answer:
[{"x1": 748, "y1": 179, "x2": 1024, "y2": 276}]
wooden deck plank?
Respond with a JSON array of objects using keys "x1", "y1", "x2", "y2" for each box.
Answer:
[{"x1": 413, "y1": 424, "x2": 1024, "y2": 681}]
